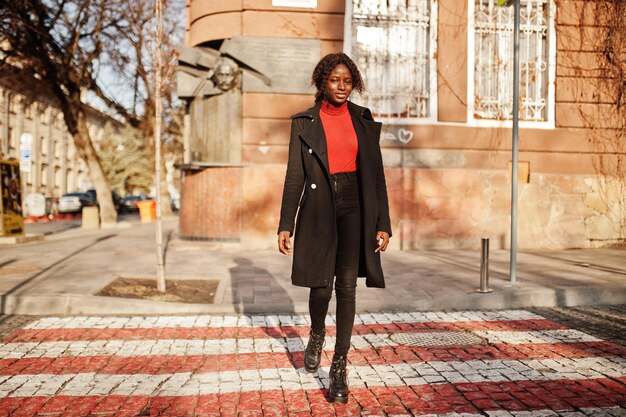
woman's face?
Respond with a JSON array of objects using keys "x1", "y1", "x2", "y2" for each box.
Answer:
[{"x1": 324, "y1": 64, "x2": 353, "y2": 106}]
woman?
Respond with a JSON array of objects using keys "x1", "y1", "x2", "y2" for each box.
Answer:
[{"x1": 277, "y1": 53, "x2": 392, "y2": 404}]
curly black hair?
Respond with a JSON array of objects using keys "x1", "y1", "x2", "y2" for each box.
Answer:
[{"x1": 311, "y1": 53, "x2": 365, "y2": 102}]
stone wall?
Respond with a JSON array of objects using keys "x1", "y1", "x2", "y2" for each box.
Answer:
[{"x1": 237, "y1": 165, "x2": 624, "y2": 250}]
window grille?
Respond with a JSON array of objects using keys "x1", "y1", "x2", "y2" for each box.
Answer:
[
  {"x1": 473, "y1": 0, "x2": 550, "y2": 121},
  {"x1": 350, "y1": 0, "x2": 432, "y2": 118}
]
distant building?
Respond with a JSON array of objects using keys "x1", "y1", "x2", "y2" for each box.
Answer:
[
  {"x1": 181, "y1": 0, "x2": 626, "y2": 249},
  {"x1": 0, "y1": 81, "x2": 119, "y2": 211}
]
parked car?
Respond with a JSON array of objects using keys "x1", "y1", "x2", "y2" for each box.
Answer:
[
  {"x1": 57, "y1": 192, "x2": 97, "y2": 213},
  {"x1": 120, "y1": 195, "x2": 148, "y2": 213},
  {"x1": 86, "y1": 189, "x2": 122, "y2": 212}
]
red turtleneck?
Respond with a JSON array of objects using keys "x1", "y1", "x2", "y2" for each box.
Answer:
[{"x1": 319, "y1": 101, "x2": 358, "y2": 175}]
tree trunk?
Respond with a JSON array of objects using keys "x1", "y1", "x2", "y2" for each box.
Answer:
[
  {"x1": 144, "y1": 129, "x2": 172, "y2": 216},
  {"x1": 159, "y1": 154, "x2": 172, "y2": 216},
  {"x1": 74, "y1": 108, "x2": 117, "y2": 225}
]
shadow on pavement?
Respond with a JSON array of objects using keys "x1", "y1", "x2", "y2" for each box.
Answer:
[
  {"x1": 162, "y1": 229, "x2": 174, "y2": 265},
  {"x1": 0, "y1": 259, "x2": 17, "y2": 269},
  {"x1": 230, "y1": 257, "x2": 302, "y2": 370}
]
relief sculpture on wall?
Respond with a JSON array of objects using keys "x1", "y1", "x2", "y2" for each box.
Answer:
[
  {"x1": 177, "y1": 37, "x2": 320, "y2": 164},
  {"x1": 177, "y1": 48, "x2": 244, "y2": 164}
]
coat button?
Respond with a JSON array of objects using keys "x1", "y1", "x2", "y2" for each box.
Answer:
[
  {"x1": 308, "y1": 148, "x2": 313, "y2": 154},
  {"x1": 310, "y1": 184, "x2": 316, "y2": 189}
]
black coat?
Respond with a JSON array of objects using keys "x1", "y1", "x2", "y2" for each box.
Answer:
[{"x1": 278, "y1": 100, "x2": 392, "y2": 288}]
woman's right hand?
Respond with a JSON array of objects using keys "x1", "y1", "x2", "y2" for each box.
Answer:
[{"x1": 278, "y1": 231, "x2": 292, "y2": 255}]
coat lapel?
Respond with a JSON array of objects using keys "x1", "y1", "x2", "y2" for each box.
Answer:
[{"x1": 298, "y1": 102, "x2": 331, "y2": 178}]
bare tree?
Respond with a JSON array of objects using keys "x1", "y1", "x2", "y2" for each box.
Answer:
[
  {"x1": 0, "y1": 0, "x2": 127, "y2": 225},
  {"x1": 93, "y1": 0, "x2": 185, "y2": 216},
  {"x1": 1, "y1": 0, "x2": 184, "y2": 223}
]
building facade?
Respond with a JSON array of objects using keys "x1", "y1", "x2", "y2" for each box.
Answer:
[
  {"x1": 0, "y1": 84, "x2": 116, "y2": 214},
  {"x1": 183, "y1": 0, "x2": 626, "y2": 249}
]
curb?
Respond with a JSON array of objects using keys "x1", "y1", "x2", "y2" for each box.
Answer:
[
  {"x1": 3, "y1": 285, "x2": 625, "y2": 316},
  {"x1": 0, "y1": 234, "x2": 44, "y2": 245}
]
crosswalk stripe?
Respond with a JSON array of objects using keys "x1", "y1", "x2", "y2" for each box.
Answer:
[
  {"x1": 23, "y1": 310, "x2": 546, "y2": 330},
  {"x1": 0, "y1": 341, "x2": 621, "y2": 376},
  {"x1": 0, "y1": 356, "x2": 623, "y2": 397},
  {"x1": 0, "y1": 329, "x2": 603, "y2": 360},
  {"x1": 6, "y1": 318, "x2": 568, "y2": 343}
]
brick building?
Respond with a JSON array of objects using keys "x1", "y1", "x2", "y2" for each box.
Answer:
[{"x1": 181, "y1": 0, "x2": 626, "y2": 249}]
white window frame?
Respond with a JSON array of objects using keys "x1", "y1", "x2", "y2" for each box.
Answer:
[
  {"x1": 344, "y1": 0, "x2": 438, "y2": 125},
  {"x1": 467, "y1": 0, "x2": 556, "y2": 129}
]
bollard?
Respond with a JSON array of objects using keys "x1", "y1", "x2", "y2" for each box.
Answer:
[
  {"x1": 476, "y1": 237, "x2": 493, "y2": 293},
  {"x1": 81, "y1": 206, "x2": 100, "y2": 230}
]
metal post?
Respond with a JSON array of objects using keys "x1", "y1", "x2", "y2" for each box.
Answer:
[
  {"x1": 477, "y1": 238, "x2": 493, "y2": 293},
  {"x1": 183, "y1": 100, "x2": 191, "y2": 164},
  {"x1": 154, "y1": 0, "x2": 166, "y2": 292},
  {"x1": 509, "y1": 0, "x2": 520, "y2": 284}
]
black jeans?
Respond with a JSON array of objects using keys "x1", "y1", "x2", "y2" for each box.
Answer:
[{"x1": 309, "y1": 171, "x2": 361, "y2": 356}]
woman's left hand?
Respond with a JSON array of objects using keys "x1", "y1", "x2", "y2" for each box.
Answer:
[{"x1": 375, "y1": 231, "x2": 390, "y2": 253}]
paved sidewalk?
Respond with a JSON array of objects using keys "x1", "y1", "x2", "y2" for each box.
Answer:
[
  {"x1": 0, "y1": 218, "x2": 625, "y2": 315},
  {"x1": 0, "y1": 309, "x2": 624, "y2": 416}
]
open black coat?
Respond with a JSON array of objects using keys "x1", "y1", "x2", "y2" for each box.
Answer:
[{"x1": 278, "y1": 100, "x2": 392, "y2": 288}]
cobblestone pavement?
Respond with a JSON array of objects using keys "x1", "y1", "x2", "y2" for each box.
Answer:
[
  {"x1": 0, "y1": 308, "x2": 624, "y2": 416},
  {"x1": 530, "y1": 306, "x2": 626, "y2": 347}
]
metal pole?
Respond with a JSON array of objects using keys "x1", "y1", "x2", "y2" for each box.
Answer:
[
  {"x1": 509, "y1": 0, "x2": 520, "y2": 284},
  {"x1": 183, "y1": 101, "x2": 191, "y2": 164},
  {"x1": 477, "y1": 238, "x2": 493, "y2": 293},
  {"x1": 154, "y1": 0, "x2": 166, "y2": 292}
]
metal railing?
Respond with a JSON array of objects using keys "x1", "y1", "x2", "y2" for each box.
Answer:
[
  {"x1": 351, "y1": 0, "x2": 432, "y2": 118},
  {"x1": 473, "y1": 0, "x2": 549, "y2": 121}
]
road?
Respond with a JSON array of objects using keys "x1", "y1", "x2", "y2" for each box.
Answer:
[
  {"x1": 23, "y1": 212, "x2": 145, "y2": 236},
  {"x1": 24, "y1": 219, "x2": 81, "y2": 236},
  {"x1": 0, "y1": 306, "x2": 623, "y2": 416}
]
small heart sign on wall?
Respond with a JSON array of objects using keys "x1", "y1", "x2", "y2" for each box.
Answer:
[
  {"x1": 380, "y1": 126, "x2": 414, "y2": 145},
  {"x1": 397, "y1": 128, "x2": 413, "y2": 144}
]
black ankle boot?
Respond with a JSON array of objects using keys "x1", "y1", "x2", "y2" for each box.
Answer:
[
  {"x1": 328, "y1": 353, "x2": 349, "y2": 404},
  {"x1": 304, "y1": 328, "x2": 326, "y2": 373}
]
